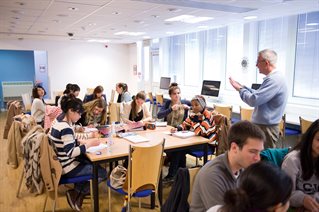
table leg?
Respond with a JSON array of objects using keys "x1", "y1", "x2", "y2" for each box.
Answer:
[{"x1": 93, "y1": 163, "x2": 99, "y2": 212}]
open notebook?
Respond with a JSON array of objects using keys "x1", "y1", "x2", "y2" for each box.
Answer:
[
  {"x1": 172, "y1": 131, "x2": 195, "y2": 139},
  {"x1": 86, "y1": 143, "x2": 108, "y2": 153}
]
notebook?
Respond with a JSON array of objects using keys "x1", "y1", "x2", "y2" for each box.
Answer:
[
  {"x1": 123, "y1": 135, "x2": 149, "y2": 143},
  {"x1": 172, "y1": 131, "x2": 195, "y2": 139},
  {"x1": 86, "y1": 143, "x2": 108, "y2": 153}
]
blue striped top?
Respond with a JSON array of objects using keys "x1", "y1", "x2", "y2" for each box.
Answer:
[{"x1": 49, "y1": 119, "x2": 86, "y2": 174}]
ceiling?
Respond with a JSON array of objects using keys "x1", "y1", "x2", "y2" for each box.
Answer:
[{"x1": 0, "y1": 0, "x2": 318, "y2": 44}]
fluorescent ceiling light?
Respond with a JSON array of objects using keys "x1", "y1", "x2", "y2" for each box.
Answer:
[
  {"x1": 87, "y1": 39, "x2": 110, "y2": 43},
  {"x1": 143, "y1": 36, "x2": 150, "y2": 39},
  {"x1": 114, "y1": 31, "x2": 145, "y2": 36},
  {"x1": 165, "y1": 15, "x2": 213, "y2": 24},
  {"x1": 306, "y1": 22, "x2": 319, "y2": 26},
  {"x1": 166, "y1": 31, "x2": 175, "y2": 35},
  {"x1": 244, "y1": 16, "x2": 257, "y2": 20},
  {"x1": 183, "y1": 17, "x2": 213, "y2": 23},
  {"x1": 165, "y1": 15, "x2": 194, "y2": 22}
]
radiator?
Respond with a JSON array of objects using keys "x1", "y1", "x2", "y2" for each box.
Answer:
[{"x1": 2, "y1": 81, "x2": 33, "y2": 102}]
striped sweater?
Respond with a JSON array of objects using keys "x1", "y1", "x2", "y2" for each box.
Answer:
[
  {"x1": 49, "y1": 119, "x2": 86, "y2": 174},
  {"x1": 177, "y1": 109, "x2": 218, "y2": 145}
]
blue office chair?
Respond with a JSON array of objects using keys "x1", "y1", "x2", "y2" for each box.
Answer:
[
  {"x1": 187, "y1": 145, "x2": 215, "y2": 166},
  {"x1": 43, "y1": 175, "x2": 93, "y2": 212}
]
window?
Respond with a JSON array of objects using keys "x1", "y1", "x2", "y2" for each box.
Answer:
[{"x1": 293, "y1": 11, "x2": 319, "y2": 99}]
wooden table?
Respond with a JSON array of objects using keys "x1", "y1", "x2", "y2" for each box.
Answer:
[{"x1": 86, "y1": 126, "x2": 209, "y2": 212}]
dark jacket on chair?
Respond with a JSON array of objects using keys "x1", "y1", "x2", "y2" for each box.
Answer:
[{"x1": 162, "y1": 168, "x2": 190, "y2": 212}]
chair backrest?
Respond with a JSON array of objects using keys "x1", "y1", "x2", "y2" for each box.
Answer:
[
  {"x1": 156, "y1": 94, "x2": 164, "y2": 105},
  {"x1": 110, "y1": 89, "x2": 115, "y2": 103},
  {"x1": 148, "y1": 92, "x2": 154, "y2": 104},
  {"x1": 188, "y1": 167, "x2": 200, "y2": 204},
  {"x1": 240, "y1": 106, "x2": 253, "y2": 121},
  {"x1": 108, "y1": 103, "x2": 121, "y2": 124},
  {"x1": 279, "y1": 114, "x2": 286, "y2": 139},
  {"x1": 299, "y1": 116, "x2": 313, "y2": 134},
  {"x1": 21, "y1": 93, "x2": 32, "y2": 112},
  {"x1": 214, "y1": 104, "x2": 232, "y2": 123},
  {"x1": 124, "y1": 139, "x2": 165, "y2": 196},
  {"x1": 87, "y1": 88, "x2": 94, "y2": 94}
]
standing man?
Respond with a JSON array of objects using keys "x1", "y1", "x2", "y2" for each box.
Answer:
[
  {"x1": 229, "y1": 49, "x2": 288, "y2": 148},
  {"x1": 190, "y1": 121, "x2": 265, "y2": 212}
]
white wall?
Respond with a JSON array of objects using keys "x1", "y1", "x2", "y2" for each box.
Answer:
[{"x1": 0, "y1": 39, "x2": 139, "y2": 100}]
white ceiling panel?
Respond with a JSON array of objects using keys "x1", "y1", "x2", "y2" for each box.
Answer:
[{"x1": 0, "y1": 0, "x2": 317, "y2": 43}]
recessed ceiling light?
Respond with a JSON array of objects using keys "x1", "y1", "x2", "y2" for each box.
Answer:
[
  {"x1": 165, "y1": 15, "x2": 194, "y2": 22},
  {"x1": 143, "y1": 36, "x2": 151, "y2": 39},
  {"x1": 151, "y1": 15, "x2": 159, "y2": 18},
  {"x1": 114, "y1": 31, "x2": 145, "y2": 36},
  {"x1": 88, "y1": 23, "x2": 97, "y2": 26},
  {"x1": 244, "y1": 16, "x2": 257, "y2": 20},
  {"x1": 68, "y1": 7, "x2": 79, "y2": 11},
  {"x1": 12, "y1": 17, "x2": 20, "y2": 20},
  {"x1": 306, "y1": 22, "x2": 319, "y2": 26},
  {"x1": 112, "y1": 11, "x2": 120, "y2": 15},
  {"x1": 166, "y1": 31, "x2": 175, "y2": 35},
  {"x1": 52, "y1": 19, "x2": 60, "y2": 23}
]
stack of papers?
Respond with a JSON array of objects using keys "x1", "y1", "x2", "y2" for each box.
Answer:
[{"x1": 172, "y1": 131, "x2": 195, "y2": 139}]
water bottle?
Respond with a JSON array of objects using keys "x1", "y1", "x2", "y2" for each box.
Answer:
[{"x1": 108, "y1": 122, "x2": 115, "y2": 153}]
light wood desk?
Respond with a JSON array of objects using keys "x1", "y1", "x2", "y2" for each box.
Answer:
[{"x1": 86, "y1": 126, "x2": 209, "y2": 212}]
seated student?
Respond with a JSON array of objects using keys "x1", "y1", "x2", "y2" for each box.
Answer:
[
  {"x1": 157, "y1": 82, "x2": 191, "y2": 127},
  {"x1": 83, "y1": 85, "x2": 107, "y2": 104},
  {"x1": 282, "y1": 119, "x2": 319, "y2": 212},
  {"x1": 49, "y1": 96, "x2": 106, "y2": 211},
  {"x1": 207, "y1": 162, "x2": 292, "y2": 212},
  {"x1": 58, "y1": 83, "x2": 81, "y2": 107},
  {"x1": 77, "y1": 98, "x2": 107, "y2": 127},
  {"x1": 165, "y1": 95, "x2": 219, "y2": 182},
  {"x1": 120, "y1": 91, "x2": 151, "y2": 126},
  {"x1": 190, "y1": 120, "x2": 265, "y2": 212},
  {"x1": 116, "y1": 82, "x2": 132, "y2": 103},
  {"x1": 31, "y1": 85, "x2": 46, "y2": 126}
]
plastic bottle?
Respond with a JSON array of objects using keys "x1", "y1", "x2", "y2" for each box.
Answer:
[{"x1": 108, "y1": 122, "x2": 115, "y2": 153}]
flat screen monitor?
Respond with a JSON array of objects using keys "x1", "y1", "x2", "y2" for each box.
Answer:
[
  {"x1": 159, "y1": 77, "x2": 171, "y2": 90},
  {"x1": 201, "y1": 80, "x2": 221, "y2": 97},
  {"x1": 251, "y1": 83, "x2": 261, "y2": 90}
]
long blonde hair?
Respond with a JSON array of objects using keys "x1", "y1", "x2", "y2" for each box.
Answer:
[{"x1": 83, "y1": 98, "x2": 107, "y2": 125}]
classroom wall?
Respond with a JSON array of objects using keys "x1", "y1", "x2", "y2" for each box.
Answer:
[
  {"x1": 0, "y1": 39, "x2": 139, "y2": 101},
  {"x1": 0, "y1": 49, "x2": 36, "y2": 108}
]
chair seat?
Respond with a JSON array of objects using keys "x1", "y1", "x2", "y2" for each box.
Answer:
[
  {"x1": 188, "y1": 149, "x2": 214, "y2": 158},
  {"x1": 107, "y1": 180, "x2": 153, "y2": 197},
  {"x1": 60, "y1": 175, "x2": 92, "y2": 184},
  {"x1": 285, "y1": 128, "x2": 300, "y2": 136}
]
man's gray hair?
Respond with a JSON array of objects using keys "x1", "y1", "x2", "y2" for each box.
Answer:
[{"x1": 259, "y1": 49, "x2": 277, "y2": 66}]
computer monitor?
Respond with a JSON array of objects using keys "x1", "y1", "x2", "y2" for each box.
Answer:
[
  {"x1": 201, "y1": 80, "x2": 221, "y2": 97},
  {"x1": 159, "y1": 77, "x2": 171, "y2": 90},
  {"x1": 251, "y1": 83, "x2": 261, "y2": 90}
]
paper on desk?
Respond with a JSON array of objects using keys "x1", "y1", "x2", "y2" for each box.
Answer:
[
  {"x1": 162, "y1": 131, "x2": 172, "y2": 135},
  {"x1": 124, "y1": 135, "x2": 149, "y2": 143},
  {"x1": 86, "y1": 143, "x2": 108, "y2": 153},
  {"x1": 84, "y1": 127, "x2": 98, "y2": 133}
]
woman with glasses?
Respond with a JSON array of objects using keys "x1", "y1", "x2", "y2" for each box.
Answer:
[{"x1": 49, "y1": 96, "x2": 106, "y2": 211}]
